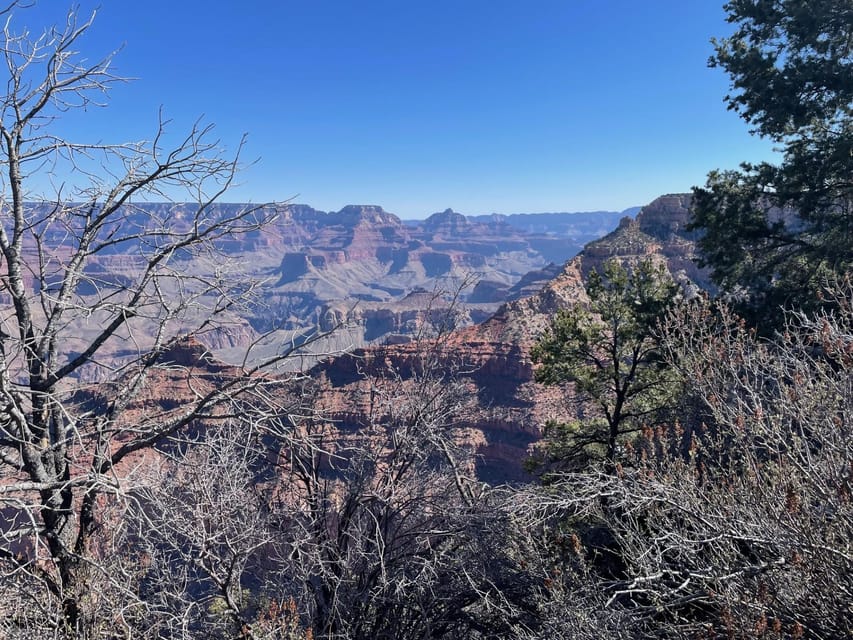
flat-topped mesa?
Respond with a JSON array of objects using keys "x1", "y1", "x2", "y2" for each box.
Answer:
[{"x1": 335, "y1": 204, "x2": 403, "y2": 227}]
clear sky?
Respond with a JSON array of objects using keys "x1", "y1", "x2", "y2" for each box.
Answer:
[{"x1": 13, "y1": 1, "x2": 778, "y2": 219}]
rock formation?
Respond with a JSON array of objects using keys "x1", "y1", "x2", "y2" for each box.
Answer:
[
  {"x1": 252, "y1": 204, "x2": 604, "y2": 339},
  {"x1": 4, "y1": 201, "x2": 630, "y2": 374},
  {"x1": 307, "y1": 194, "x2": 710, "y2": 483}
]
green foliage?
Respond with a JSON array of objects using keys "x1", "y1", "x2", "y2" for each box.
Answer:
[
  {"x1": 712, "y1": 0, "x2": 852, "y2": 140},
  {"x1": 691, "y1": 0, "x2": 853, "y2": 329},
  {"x1": 531, "y1": 259, "x2": 680, "y2": 470}
]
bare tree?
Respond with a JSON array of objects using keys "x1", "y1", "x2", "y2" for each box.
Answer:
[
  {"x1": 0, "y1": 4, "x2": 329, "y2": 636},
  {"x1": 125, "y1": 415, "x2": 312, "y2": 640},
  {"x1": 104, "y1": 301, "x2": 553, "y2": 639}
]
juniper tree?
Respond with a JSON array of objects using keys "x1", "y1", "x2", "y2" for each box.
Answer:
[{"x1": 531, "y1": 258, "x2": 680, "y2": 471}]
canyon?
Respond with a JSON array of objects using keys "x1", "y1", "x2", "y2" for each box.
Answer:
[
  {"x1": 110, "y1": 193, "x2": 707, "y2": 483},
  {"x1": 306, "y1": 193, "x2": 710, "y2": 482},
  {"x1": 235, "y1": 203, "x2": 633, "y2": 350},
  {"x1": 8, "y1": 194, "x2": 704, "y2": 484},
  {"x1": 4, "y1": 201, "x2": 634, "y2": 372}
]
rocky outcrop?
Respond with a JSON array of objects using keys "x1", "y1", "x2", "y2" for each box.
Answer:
[
  {"x1": 635, "y1": 194, "x2": 713, "y2": 292},
  {"x1": 636, "y1": 193, "x2": 696, "y2": 240},
  {"x1": 421, "y1": 208, "x2": 473, "y2": 235}
]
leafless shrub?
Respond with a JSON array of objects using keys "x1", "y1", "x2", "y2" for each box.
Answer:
[
  {"x1": 511, "y1": 293, "x2": 853, "y2": 639},
  {"x1": 263, "y1": 317, "x2": 520, "y2": 639}
]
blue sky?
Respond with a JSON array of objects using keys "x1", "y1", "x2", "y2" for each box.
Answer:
[{"x1": 14, "y1": 1, "x2": 777, "y2": 218}]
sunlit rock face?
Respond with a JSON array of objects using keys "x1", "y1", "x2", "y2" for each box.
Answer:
[
  {"x1": 636, "y1": 193, "x2": 697, "y2": 240},
  {"x1": 4, "y1": 200, "x2": 623, "y2": 367},
  {"x1": 226, "y1": 202, "x2": 628, "y2": 349}
]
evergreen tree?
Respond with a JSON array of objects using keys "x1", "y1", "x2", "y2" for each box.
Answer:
[
  {"x1": 531, "y1": 259, "x2": 680, "y2": 471},
  {"x1": 691, "y1": 0, "x2": 853, "y2": 329}
]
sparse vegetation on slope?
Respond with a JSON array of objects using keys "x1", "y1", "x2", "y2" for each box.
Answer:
[{"x1": 0, "y1": 0, "x2": 850, "y2": 638}]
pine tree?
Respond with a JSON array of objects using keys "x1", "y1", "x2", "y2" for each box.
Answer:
[{"x1": 691, "y1": 0, "x2": 853, "y2": 329}]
